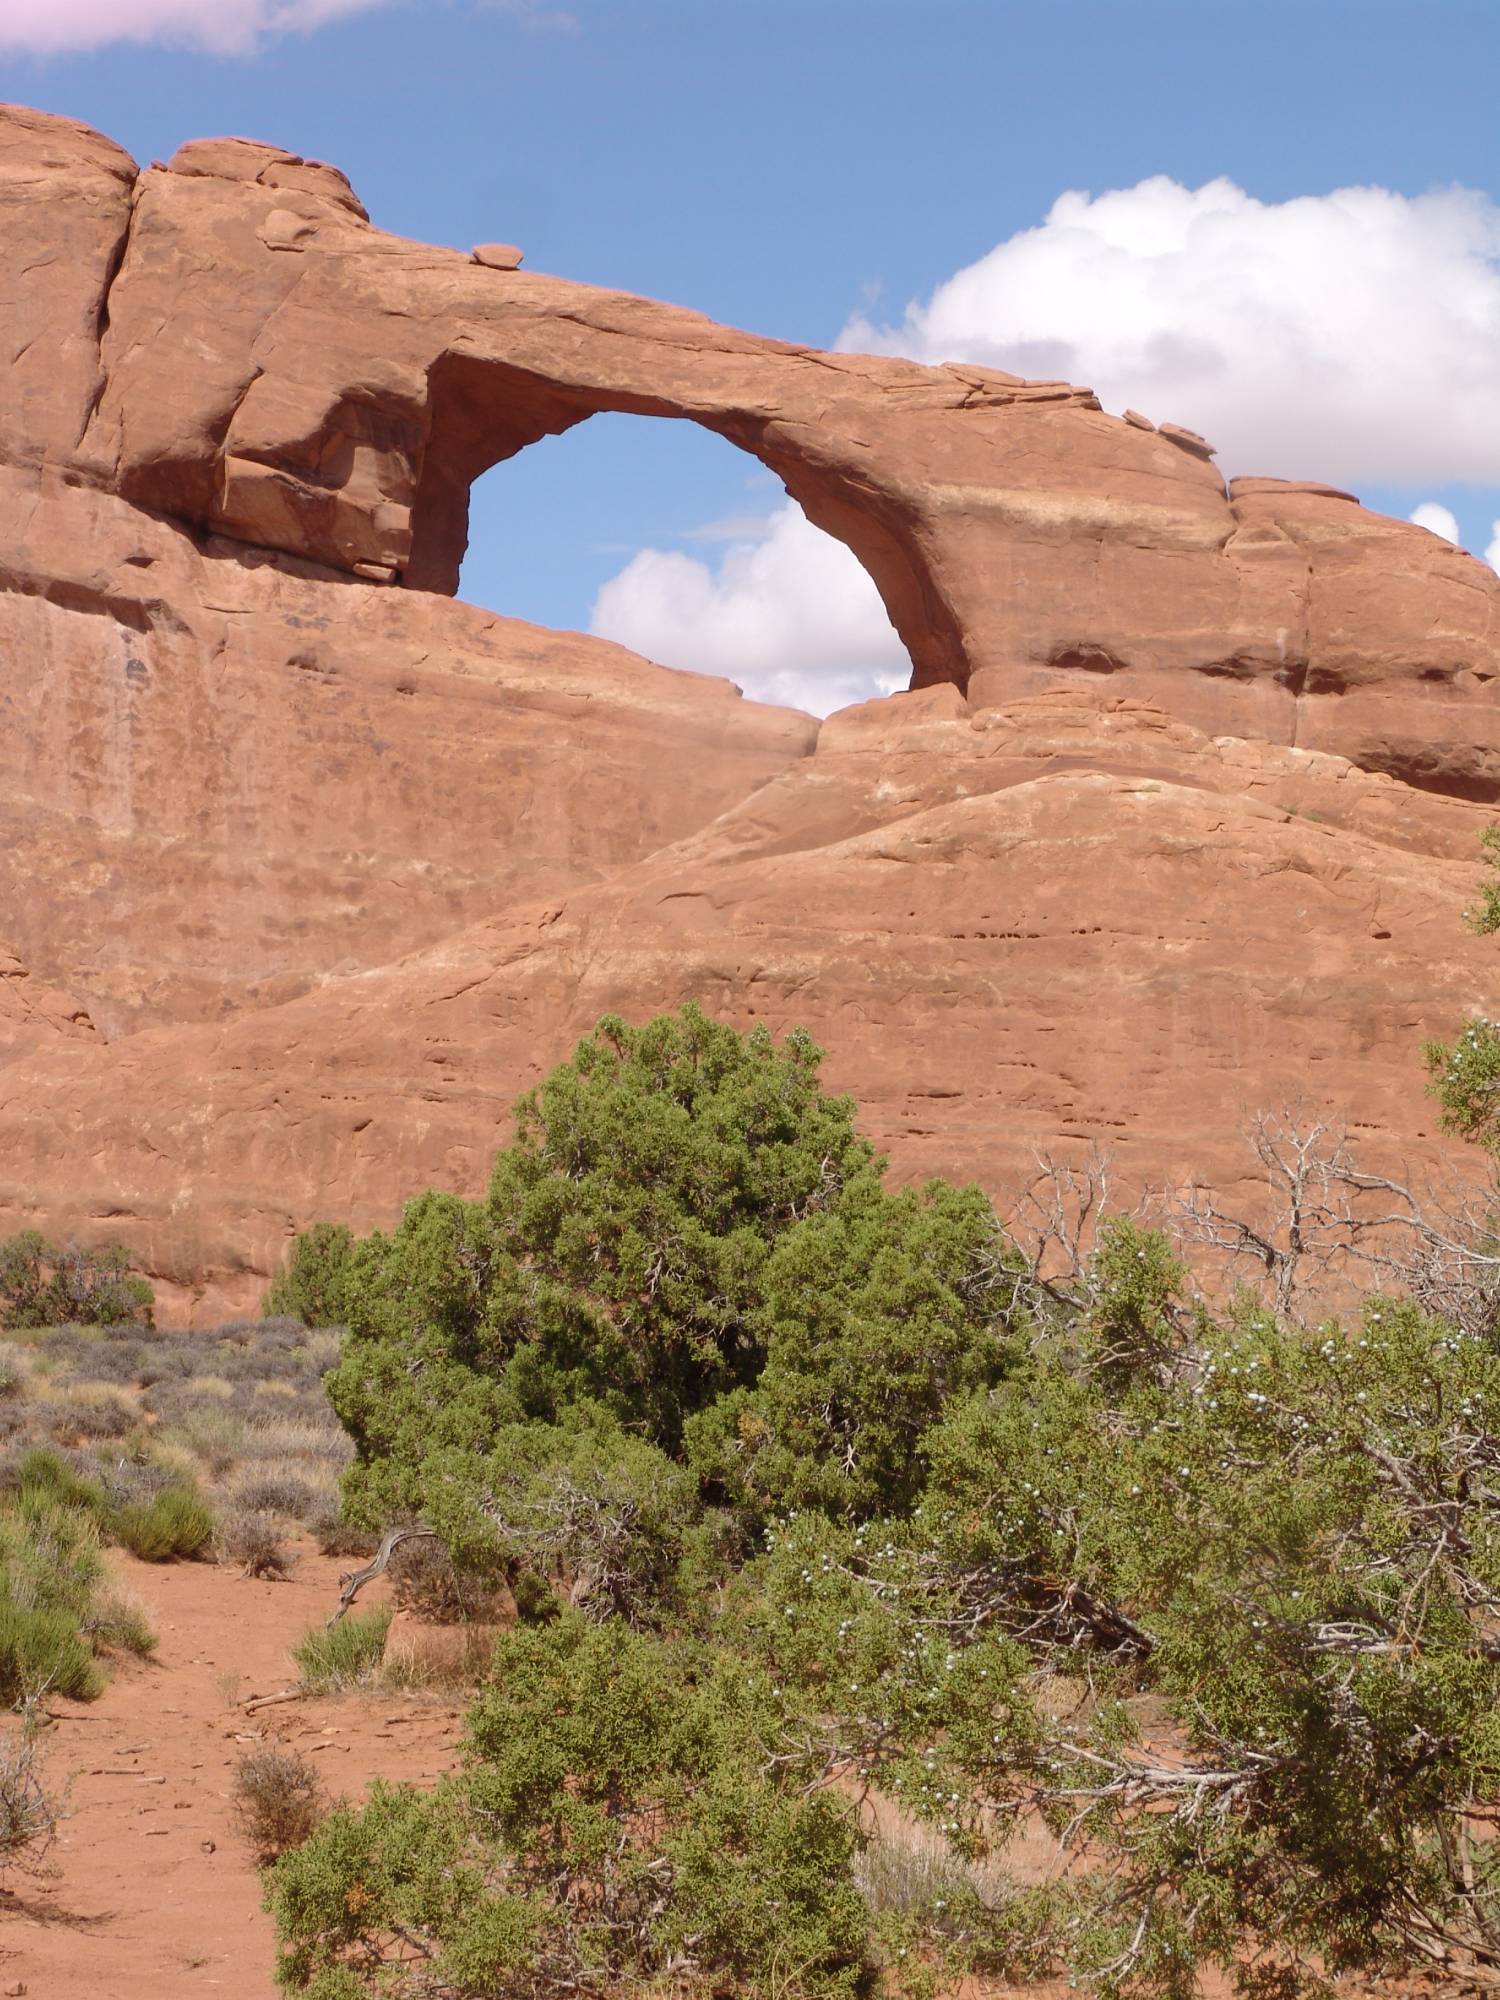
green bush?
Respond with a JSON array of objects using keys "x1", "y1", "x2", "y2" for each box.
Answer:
[
  {"x1": 0, "y1": 1597, "x2": 102, "y2": 1704},
  {"x1": 323, "y1": 1004, "x2": 881, "y2": 1532},
  {"x1": 113, "y1": 1485, "x2": 214, "y2": 1562},
  {"x1": 265, "y1": 1007, "x2": 1500, "y2": 1999},
  {"x1": 417, "y1": 1416, "x2": 695, "y2": 1629},
  {"x1": 0, "y1": 1495, "x2": 119, "y2": 1702},
  {"x1": 10, "y1": 1447, "x2": 111, "y2": 1523},
  {"x1": 292, "y1": 1606, "x2": 393, "y2": 1693},
  {"x1": 0, "y1": 1231, "x2": 153, "y2": 1331},
  {"x1": 312, "y1": 1008, "x2": 1021, "y2": 1610},
  {"x1": 693, "y1": 1176, "x2": 1018, "y2": 1521},
  {"x1": 269, "y1": 1616, "x2": 869, "y2": 2000},
  {"x1": 0, "y1": 1492, "x2": 106, "y2": 1617},
  {"x1": 263, "y1": 1223, "x2": 356, "y2": 1329}
]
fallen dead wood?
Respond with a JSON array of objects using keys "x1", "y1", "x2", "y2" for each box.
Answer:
[{"x1": 327, "y1": 1525, "x2": 439, "y2": 1627}]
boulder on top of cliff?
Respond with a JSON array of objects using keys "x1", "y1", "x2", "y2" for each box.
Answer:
[{"x1": 166, "y1": 136, "x2": 368, "y2": 217}]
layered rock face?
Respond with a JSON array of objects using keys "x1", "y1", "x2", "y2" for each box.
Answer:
[
  {"x1": 0, "y1": 466, "x2": 809, "y2": 1034},
  {"x1": 2, "y1": 104, "x2": 1498, "y2": 1317}
]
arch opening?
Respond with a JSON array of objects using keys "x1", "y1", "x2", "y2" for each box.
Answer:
[{"x1": 445, "y1": 402, "x2": 917, "y2": 716}]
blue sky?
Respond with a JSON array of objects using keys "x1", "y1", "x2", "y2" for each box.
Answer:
[{"x1": 5, "y1": 0, "x2": 1499, "y2": 710}]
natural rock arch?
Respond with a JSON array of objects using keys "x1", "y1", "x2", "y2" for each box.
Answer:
[
  {"x1": 6, "y1": 103, "x2": 1500, "y2": 1324},
  {"x1": 405, "y1": 344, "x2": 943, "y2": 678},
  {"x1": 448, "y1": 408, "x2": 915, "y2": 714},
  {"x1": 16, "y1": 106, "x2": 1500, "y2": 796},
  {"x1": 52, "y1": 127, "x2": 1118, "y2": 698}
]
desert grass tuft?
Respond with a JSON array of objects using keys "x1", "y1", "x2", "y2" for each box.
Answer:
[
  {"x1": 113, "y1": 1485, "x2": 215, "y2": 1562},
  {"x1": 380, "y1": 1620, "x2": 500, "y2": 1691},
  {"x1": 291, "y1": 1605, "x2": 392, "y2": 1693},
  {"x1": 85, "y1": 1587, "x2": 156, "y2": 1657}
]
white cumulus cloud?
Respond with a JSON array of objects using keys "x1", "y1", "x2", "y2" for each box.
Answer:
[
  {"x1": 589, "y1": 503, "x2": 911, "y2": 717},
  {"x1": 0, "y1": 0, "x2": 392, "y2": 55},
  {"x1": 598, "y1": 176, "x2": 1500, "y2": 709},
  {"x1": 841, "y1": 177, "x2": 1500, "y2": 488},
  {"x1": 1409, "y1": 503, "x2": 1461, "y2": 544},
  {"x1": 1487, "y1": 523, "x2": 1500, "y2": 573}
]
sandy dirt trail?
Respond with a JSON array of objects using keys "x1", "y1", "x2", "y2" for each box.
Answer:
[{"x1": 0, "y1": 1547, "x2": 462, "y2": 1998}]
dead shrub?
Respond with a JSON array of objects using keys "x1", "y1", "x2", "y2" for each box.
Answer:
[
  {"x1": 0, "y1": 1718, "x2": 60, "y2": 1875},
  {"x1": 308, "y1": 1506, "x2": 378, "y2": 1560},
  {"x1": 219, "y1": 1506, "x2": 292, "y2": 1580},
  {"x1": 388, "y1": 1534, "x2": 503, "y2": 1625},
  {"x1": 60, "y1": 1341, "x2": 146, "y2": 1387},
  {"x1": 231, "y1": 1470, "x2": 317, "y2": 1522},
  {"x1": 231, "y1": 1746, "x2": 326, "y2": 1864},
  {"x1": 134, "y1": 1346, "x2": 198, "y2": 1388},
  {"x1": 29, "y1": 1393, "x2": 136, "y2": 1443},
  {"x1": 90, "y1": 1453, "x2": 179, "y2": 1513}
]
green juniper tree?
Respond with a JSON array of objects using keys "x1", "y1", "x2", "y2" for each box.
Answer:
[
  {"x1": 0, "y1": 1231, "x2": 152, "y2": 1330},
  {"x1": 266, "y1": 1004, "x2": 1500, "y2": 2000},
  {"x1": 263, "y1": 1222, "x2": 355, "y2": 1329},
  {"x1": 1426, "y1": 825, "x2": 1500, "y2": 1154}
]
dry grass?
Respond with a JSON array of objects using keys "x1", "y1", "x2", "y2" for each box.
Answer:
[
  {"x1": 381, "y1": 1619, "x2": 502, "y2": 1690},
  {"x1": 0, "y1": 1318, "x2": 353, "y2": 1571},
  {"x1": 854, "y1": 1809, "x2": 1016, "y2": 1921}
]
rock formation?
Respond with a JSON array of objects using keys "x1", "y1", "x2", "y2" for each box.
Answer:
[
  {"x1": 0, "y1": 944, "x2": 96, "y2": 1066},
  {"x1": 0, "y1": 465, "x2": 809, "y2": 1035},
  {"x1": 2, "y1": 103, "x2": 1498, "y2": 1317}
]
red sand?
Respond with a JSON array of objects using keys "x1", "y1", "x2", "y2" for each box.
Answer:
[{"x1": 0, "y1": 1548, "x2": 462, "y2": 1997}]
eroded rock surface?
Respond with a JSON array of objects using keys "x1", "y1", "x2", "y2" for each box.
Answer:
[
  {"x1": 0, "y1": 943, "x2": 96, "y2": 1066},
  {"x1": 2, "y1": 102, "x2": 1498, "y2": 1315},
  {"x1": 1, "y1": 685, "x2": 1494, "y2": 1319},
  {"x1": 0, "y1": 464, "x2": 809, "y2": 1034}
]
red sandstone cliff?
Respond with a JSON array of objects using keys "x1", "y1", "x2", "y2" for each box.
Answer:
[{"x1": 2, "y1": 104, "x2": 1498, "y2": 1318}]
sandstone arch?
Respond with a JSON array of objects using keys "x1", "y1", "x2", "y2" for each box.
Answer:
[
  {"x1": 13, "y1": 111, "x2": 1488, "y2": 797},
  {"x1": 10, "y1": 108, "x2": 1499, "y2": 788},
  {"x1": 77, "y1": 137, "x2": 1070, "y2": 693},
  {"x1": 440, "y1": 404, "x2": 916, "y2": 712}
]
